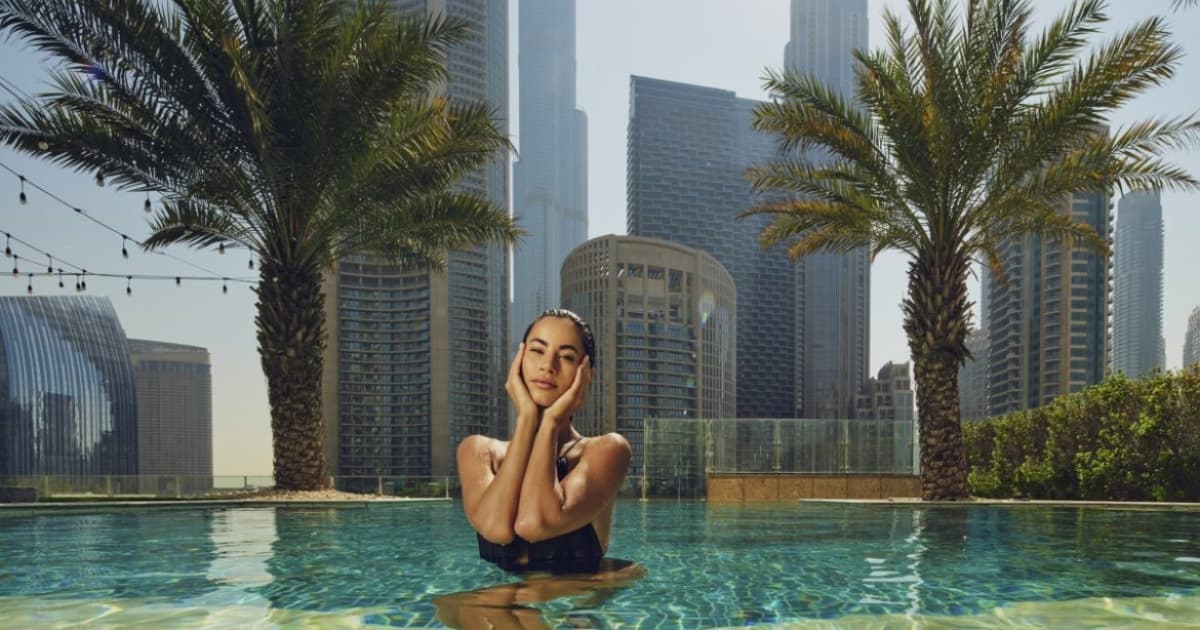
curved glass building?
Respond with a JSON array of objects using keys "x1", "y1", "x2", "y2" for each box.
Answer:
[{"x1": 0, "y1": 296, "x2": 138, "y2": 476}]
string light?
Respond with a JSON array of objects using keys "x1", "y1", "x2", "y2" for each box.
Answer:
[
  {"x1": 125, "y1": 275, "x2": 132, "y2": 296},
  {"x1": 95, "y1": 170, "x2": 104, "y2": 187},
  {"x1": 222, "y1": 279, "x2": 228, "y2": 294},
  {"x1": 45, "y1": 254, "x2": 52, "y2": 274},
  {"x1": 4, "y1": 233, "x2": 10, "y2": 257},
  {"x1": 26, "y1": 273, "x2": 33, "y2": 294},
  {"x1": 57, "y1": 269, "x2": 64, "y2": 289},
  {"x1": 18, "y1": 175, "x2": 26, "y2": 204},
  {"x1": 218, "y1": 242, "x2": 225, "y2": 255},
  {"x1": 11, "y1": 253, "x2": 19, "y2": 276},
  {"x1": 248, "y1": 257, "x2": 255, "y2": 270},
  {"x1": 175, "y1": 276, "x2": 181, "y2": 286},
  {"x1": 143, "y1": 194, "x2": 151, "y2": 213},
  {"x1": 121, "y1": 236, "x2": 129, "y2": 259},
  {"x1": 2, "y1": 160, "x2": 248, "y2": 283}
]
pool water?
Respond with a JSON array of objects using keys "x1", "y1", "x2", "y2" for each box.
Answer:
[{"x1": 2, "y1": 501, "x2": 1199, "y2": 628}]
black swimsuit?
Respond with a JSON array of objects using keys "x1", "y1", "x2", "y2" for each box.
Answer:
[{"x1": 476, "y1": 439, "x2": 604, "y2": 574}]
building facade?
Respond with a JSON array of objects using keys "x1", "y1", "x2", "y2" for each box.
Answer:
[
  {"x1": 321, "y1": 0, "x2": 509, "y2": 480},
  {"x1": 959, "y1": 328, "x2": 991, "y2": 422},
  {"x1": 560, "y1": 235, "x2": 736, "y2": 479},
  {"x1": 987, "y1": 190, "x2": 1112, "y2": 415},
  {"x1": 0, "y1": 296, "x2": 137, "y2": 476},
  {"x1": 1111, "y1": 190, "x2": 1164, "y2": 378},
  {"x1": 1185, "y1": 306, "x2": 1200, "y2": 368},
  {"x1": 128, "y1": 339, "x2": 213, "y2": 478},
  {"x1": 786, "y1": 0, "x2": 871, "y2": 420},
  {"x1": 511, "y1": 0, "x2": 588, "y2": 346},
  {"x1": 854, "y1": 361, "x2": 915, "y2": 423}
]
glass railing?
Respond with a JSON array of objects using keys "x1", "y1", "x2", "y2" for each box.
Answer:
[
  {"x1": 637, "y1": 417, "x2": 917, "y2": 498},
  {"x1": 0, "y1": 475, "x2": 458, "y2": 501}
]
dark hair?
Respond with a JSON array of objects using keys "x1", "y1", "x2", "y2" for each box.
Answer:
[{"x1": 522, "y1": 308, "x2": 595, "y2": 364}]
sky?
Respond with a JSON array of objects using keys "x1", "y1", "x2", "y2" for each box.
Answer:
[{"x1": 1, "y1": 1, "x2": 1198, "y2": 475}]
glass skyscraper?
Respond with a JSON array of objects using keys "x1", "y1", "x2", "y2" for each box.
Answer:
[
  {"x1": 128, "y1": 339, "x2": 213, "y2": 478},
  {"x1": 1184, "y1": 306, "x2": 1200, "y2": 369},
  {"x1": 785, "y1": 0, "x2": 871, "y2": 420},
  {"x1": 0, "y1": 296, "x2": 137, "y2": 476},
  {"x1": 322, "y1": 0, "x2": 509, "y2": 479},
  {"x1": 1112, "y1": 190, "x2": 1164, "y2": 378},
  {"x1": 627, "y1": 76, "x2": 794, "y2": 419},
  {"x1": 512, "y1": 0, "x2": 588, "y2": 347}
]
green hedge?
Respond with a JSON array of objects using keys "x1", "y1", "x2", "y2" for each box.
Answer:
[{"x1": 964, "y1": 367, "x2": 1200, "y2": 501}]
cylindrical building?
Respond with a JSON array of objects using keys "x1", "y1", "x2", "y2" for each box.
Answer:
[
  {"x1": 560, "y1": 235, "x2": 736, "y2": 484},
  {"x1": 0, "y1": 296, "x2": 138, "y2": 477}
]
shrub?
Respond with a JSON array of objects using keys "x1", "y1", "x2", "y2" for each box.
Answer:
[{"x1": 964, "y1": 367, "x2": 1200, "y2": 501}]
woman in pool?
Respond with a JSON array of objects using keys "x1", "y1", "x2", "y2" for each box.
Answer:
[{"x1": 456, "y1": 309, "x2": 632, "y2": 574}]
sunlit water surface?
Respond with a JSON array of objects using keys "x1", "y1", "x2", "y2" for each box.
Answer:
[{"x1": 2, "y1": 501, "x2": 1199, "y2": 628}]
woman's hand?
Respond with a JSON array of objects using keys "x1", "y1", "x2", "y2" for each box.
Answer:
[
  {"x1": 506, "y1": 343, "x2": 539, "y2": 422},
  {"x1": 543, "y1": 356, "x2": 591, "y2": 426}
]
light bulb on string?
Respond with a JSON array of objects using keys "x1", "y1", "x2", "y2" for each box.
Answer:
[
  {"x1": 36, "y1": 141, "x2": 48, "y2": 151},
  {"x1": 121, "y1": 236, "x2": 129, "y2": 259},
  {"x1": 11, "y1": 253, "x2": 19, "y2": 276},
  {"x1": 74, "y1": 274, "x2": 81, "y2": 292},
  {"x1": 95, "y1": 170, "x2": 104, "y2": 187},
  {"x1": 26, "y1": 273, "x2": 33, "y2": 294},
  {"x1": 57, "y1": 270, "x2": 64, "y2": 289},
  {"x1": 218, "y1": 242, "x2": 225, "y2": 255},
  {"x1": 4, "y1": 233, "x2": 11, "y2": 258},
  {"x1": 143, "y1": 195, "x2": 151, "y2": 213},
  {"x1": 80, "y1": 271, "x2": 87, "y2": 292},
  {"x1": 248, "y1": 257, "x2": 255, "y2": 270},
  {"x1": 45, "y1": 254, "x2": 53, "y2": 274},
  {"x1": 222, "y1": 280, "x2": 228, "y2": 294},
  {"x1": 126, "y1": 275, "x2": 132, "y2": 296},
  {"x1": 175, "y1": 276, "x2": 181, "y2": 286},
  {"x1": 18, "y1": 176, "x2": 27, "y2": 204}
]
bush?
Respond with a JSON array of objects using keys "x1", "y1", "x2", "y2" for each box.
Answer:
[{"x1": 964, "y1": 367, "x2": 1200, "y2": 501}]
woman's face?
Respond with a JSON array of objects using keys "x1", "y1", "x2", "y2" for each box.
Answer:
[{"x1": 522, "y1": 316, "x2": 586, "y2": 408}]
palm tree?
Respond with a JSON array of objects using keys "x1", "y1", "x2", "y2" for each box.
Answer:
[
  {"x1": 742, "y1": 0, "x2": 1199, "y2": 500},
  {"x1": 0, "y1": 0, "x2": 522, "y2": 490}
]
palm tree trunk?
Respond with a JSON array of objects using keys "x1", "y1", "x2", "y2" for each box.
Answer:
[
  {"x1": 904, "y1": 249, "x2": 971, "y2": 500},
  {"x1": 256, "y1": 258, "x2": 329, "y2": 490}
]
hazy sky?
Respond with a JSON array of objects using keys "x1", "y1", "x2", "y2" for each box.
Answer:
[{"x1": 1, "y1": 1, "x2": 1197, "y2": 475}]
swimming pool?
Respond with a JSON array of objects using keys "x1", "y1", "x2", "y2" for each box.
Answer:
[{"x1": 2, "y1": 501, "x2": 1198, "y2": 627}]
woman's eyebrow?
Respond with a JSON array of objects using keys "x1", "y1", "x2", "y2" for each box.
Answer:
[{"x1": 530, "y1": 337, "x2": 578, "y2": 354}]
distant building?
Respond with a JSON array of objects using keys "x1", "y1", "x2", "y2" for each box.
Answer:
[
  {"x1": 987, "y1": 189, "x2": 1112, "y2": 415},
  {"x1": 1185, "y1": 306, "x2": 1200, "y2": 368},
  {"x1": 128, "y1": 339, "x2": 212, "y2": 478},
  {"x1": 512, "y1": 0, "x2": 588, "y2": 348},
  {"x1": 322, "y1": 0, "x2": 509, "y2": 480},
  {"x1": 626, "y1": 75, "x2": 868, "y2": 420},
  {"x1": 1112, "y1": 190, "x2": 1164, "y2": 378},
  {"x1": 855, "y1": 361, "x2": 915, "y2": 423},
  {"x1": 959, "y1": 329, "x2": 991, "y2": 421},
  {"x1": 561, "y1": 235, "x2": 736, "y2": 480},
  {"x1": 0, "y1": 296, "x2": 137, "y2": 476}
]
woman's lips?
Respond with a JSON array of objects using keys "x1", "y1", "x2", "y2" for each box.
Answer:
[{"x1": 531, "y1": 379, "x2": 556, "y2": 390}]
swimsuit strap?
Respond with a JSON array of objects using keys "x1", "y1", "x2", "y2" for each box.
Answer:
[{"x1": 558, "y1": 436, "x2": 583, "y2": 459}]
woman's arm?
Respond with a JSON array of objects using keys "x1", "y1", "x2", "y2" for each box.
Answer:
[
  {"x1": 458, "y1": 344, "x2": 542, "y2": 544},
  {"x1": 514, "y1": 359, "x2": 632, "y2": 542}
]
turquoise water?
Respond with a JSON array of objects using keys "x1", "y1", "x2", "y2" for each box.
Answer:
[{"x1": 2, "y1": 501, "x2": 1200, "y2": 627}]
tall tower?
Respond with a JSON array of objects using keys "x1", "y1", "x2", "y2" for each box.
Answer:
[
  {"x1": 987, "y1": 190, "x2": 1112, "y2": 415},
  {"x1": 1184, "y1": 306, "x2": 1200, "y2": 368},
  {"x1": 1111, "y1": 190, "x2": 1164, "y2": 378},
  {"x1": 784, "y1": 0, "x2": 871, "y2": 419},
  {"x1": 321, "y1": 0, "x2": 509, "y2": 480},
  {"x1": 512, "y1": 0, "x2": 588, "y2": 345},
  {"x1": 128, "y1": 339, "x2": 213, "y2": 479},
  {"x1": 627, "y1": 76, "x2": 792, "y2": 419}
]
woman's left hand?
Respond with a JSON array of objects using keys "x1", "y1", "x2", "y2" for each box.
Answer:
[{"x1": 543, "y1": 356, "x2": 591, "y2": 426}]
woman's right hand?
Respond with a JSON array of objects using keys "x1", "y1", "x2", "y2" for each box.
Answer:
[{"x1": 505, "y1": 343, "x2": 538, "y2": 422}]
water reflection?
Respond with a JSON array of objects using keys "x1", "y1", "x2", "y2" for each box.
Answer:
[{"x1": 433, "y1": 560, "x2": 646, "y2": 629}]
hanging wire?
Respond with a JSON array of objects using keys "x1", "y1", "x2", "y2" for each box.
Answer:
[{"x1": 0, "y1": 160, "x2": 247, "y2": 281}]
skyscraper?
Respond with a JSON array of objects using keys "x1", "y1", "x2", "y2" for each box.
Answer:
[
  {"x1": 959, "y1": 328, "x2": 991, "y2": 422},
  {"x1": 1185, "y1": 306, "x2": 1200, "y2": 368},
  {"x1": 0, "y1": 296, "x2": 138, "y2": 476},
  {"x1": 1111, "y1": 190, "x2": 1164, "y2": 378},
  {"x1": 987, "y1": 190, "x2": 1112, "y2": 415},
  {"x1": 627, "y1": 76, "x2": 794, "y2": 419},
  {"x1": 321, "y1": 0, "x2": 509, "y2": 479},
  {"x1": 785, "y1": 0, "x2": 871, "y2": 420},
  {"x1": 128, "y1": 339, "x2": 213, "y2": 479},
  {"x1": 512, "y1": 0, "x2": 588, "y2": 346},
  {"x1": 560, "y1": 235, "x2": 736, "y2": 480}
]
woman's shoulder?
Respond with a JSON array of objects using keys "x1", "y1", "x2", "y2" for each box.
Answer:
[
  {"x1": 579, "y1": 432, "x2": 631, "y2": 461},
  {"x1": 456, "y1": 434, "x2": 509, "y2": 460}
]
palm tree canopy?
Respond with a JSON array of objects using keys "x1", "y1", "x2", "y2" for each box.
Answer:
[
  {"x1": 742, "y1": 0, "x2": 1199, "y2": 281},
  {"x1": 0, "y1": 0, "x2": 522, "y2": 270}
]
